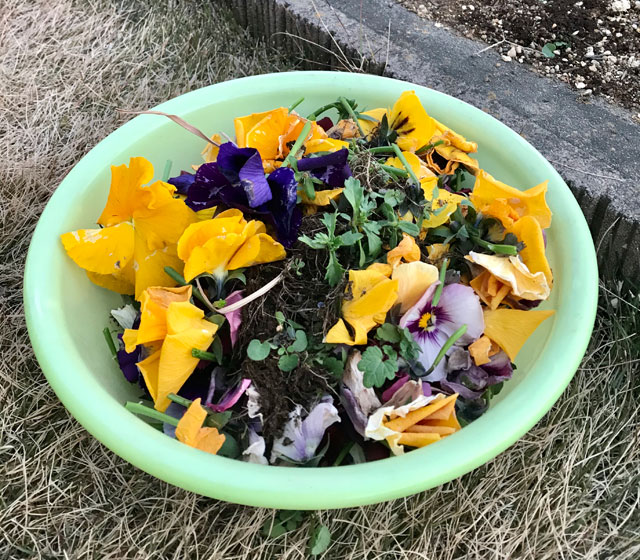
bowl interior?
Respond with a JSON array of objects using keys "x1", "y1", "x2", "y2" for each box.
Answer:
[{"x1": 25, "y1": 72, "x2": 597, "y2": 509}]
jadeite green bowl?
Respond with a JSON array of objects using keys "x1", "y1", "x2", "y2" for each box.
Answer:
[{"x1": 24, "y1": 71, "x2": 598, "y2": 509}]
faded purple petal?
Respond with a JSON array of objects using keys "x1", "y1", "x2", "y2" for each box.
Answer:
[
  {"x1": 482, "y1": 350, "x2": 513, "y2": 384},
  {"x1": 296, "y1": 148, "x2": 352, "y2": 188},
  {"x1": 188, "y1": 162, "x2": 234, "y2": 211},
  {"x1": 434, "y1": 283, "x2": 484, "y2": 344},
  {"x1": 381, "y1": 373, "x2": 410, "y2": 403},
  {"x1": 224, "y1": 290, "x2": 244, "y2": 347},
  {"x1": 242, "y1": 428, "x2": 268, "y2": 465},
  {"x1": 209, "y1": 378, "x2": 252, "y2": 412},
  {"x1": 439, "y1": 380, "x2": 483, "y2": 400},
  {"x1": 340, "y1": 387, "x2": 368, "y2": 437},
  {"x1": 422, "y1": 383, "x2": 432, "y2": 397},
  {"x1": 271, "y1": 396, "x2": 340, "y2": 463}
]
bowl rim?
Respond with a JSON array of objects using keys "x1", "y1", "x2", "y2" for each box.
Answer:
[{"x1": 24, "y1": 70, "x2": 598, "y2": 509}]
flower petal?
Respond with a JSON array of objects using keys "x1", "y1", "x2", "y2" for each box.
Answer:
[
  {"x1": 133, "y1": 241, "x2": 186, "y2": 299},
  {"x1": 483, "y1": 308, "x2": 555, "y2": 361},
  {"x1": 435, "y1": 283, "x2": 485, "y2": 344},
  {"x1": 387, "y1": 233, "x2": 421, "y2": 267},
  {"x1": 509, "y1": 216, "x2": 553, "y2": 286},
  {"x1": 227, "y1": 232, "x2": 286, "y2": 270},
  {"x1": 242, "y1": 107, "x2": 290, "y2": 160},
  {"x1": 98, "y1": 157, "x2": 155, "y2": 227},
  {"x1": 392, "y1": 261, "x2": 439, "y2": 313},
  {"x1": 61, "y1": 222, "x2": 135, "y2": 275},
  {"x1": 304, "y1": 138, "x2": 349, "y2": 154},
  {"x1": 389, "y1": 91, "x2": 437, "y2": 152},
  {"x1": 176, "y1": 398, "x2": 225, "y2": 455}
]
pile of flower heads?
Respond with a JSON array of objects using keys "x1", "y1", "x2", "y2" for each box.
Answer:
[{"x1": 61, "y1": 91, "x2": 555, "y2": 465}]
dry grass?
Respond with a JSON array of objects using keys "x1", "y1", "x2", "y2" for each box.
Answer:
[{"x1": 1, "y1": 1, "x2": 639, "y2": 558}]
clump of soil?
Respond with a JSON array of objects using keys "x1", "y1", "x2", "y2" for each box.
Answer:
[
  {"x1": 232, "y1": 213, "x2": 345, "y2": 440},
  {"x1": 398, "y1": 0, "x2": 640, "y2": 113}
]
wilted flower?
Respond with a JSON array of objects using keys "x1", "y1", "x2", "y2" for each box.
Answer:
[{"x1": 175, "y1": 398, "x2": 226, "y2": 455}]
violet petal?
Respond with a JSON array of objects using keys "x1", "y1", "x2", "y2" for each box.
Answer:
[
  {"x1": 209, "y1": 378, "x2": 252, "y2": 412},
  {"x1": 297, "y1": 148, "x2": 352, "y2": 188},
  {"x1": 116, "y1": 333, "x2": 140, "y2": 383},
  {"x1": 224, "y1": 290, "x2": 244, "y2": 347},
  {"x1": 168, "y1": 172, "x2": 196, "y2": 196},
  {"x1": 381, "y1": 373, "x2": 410, "y2": 403}
]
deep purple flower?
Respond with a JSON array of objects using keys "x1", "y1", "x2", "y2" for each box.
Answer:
[
  {"x1": 116, "y1": 333, "x2": 140, "y2": 383},
  {"x1": 168, "y1": 142, "x2": 301, "y2": 247},
  {"x1": 399, "y1": 282, "x2": 484, "y2": 382},
  {"x1": 168, "y1": 172, "x2": 196, "y2": 195},
  {"x1": 297, "y1": 148, "x2": 352, "y2": 188}
]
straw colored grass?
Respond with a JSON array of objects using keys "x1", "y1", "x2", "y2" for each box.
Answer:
[{"x1": 1, "y1": 0, "x2": 638, "y2": 558}]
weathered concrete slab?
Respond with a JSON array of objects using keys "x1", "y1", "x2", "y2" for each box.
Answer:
[{"x1": 230, "y1": 0, "x2": 640, "y2": 280}]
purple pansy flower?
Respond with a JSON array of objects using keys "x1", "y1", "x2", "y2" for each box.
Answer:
[
  {"x1": 116, "y1": 333, "x2": 141, "y2": 383},
  {"x1": 399, "y1": 282, "x2": 484, "y2": 382},
  {"x1": 296, "y1": 148, "x2": 352, "y2": 188},
  {"x1": 270, "y1": 396, "x2": 340, "y2": 463},
  {"x1": 168, "y1": 142, "x2": 301, "y2": 247},
  {"x1": 441, "y1": 347, "x2": 513, "y2": 399}
]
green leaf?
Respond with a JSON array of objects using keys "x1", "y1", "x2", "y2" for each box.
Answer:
[
  {"x1": 338, "y1": 231, "x2": 364, "y2": 246},
  {"x1": 376, "y1": 323, "x2": 402, "y2": 343},
  {"x1": 204, "y1": 410, "x2": 232, "y2": 429},
  {"x1": 358, "y1": 346, "x2": 399, "y2": 388},
  {"x1": 225, "y1": 269, "x2": 246, "y2": 285},
  {"x1": 247, "y1": 339, "x2": 271, "y2": 361},
  {"x1": 317, "y1": 356, "x2": 345, "y2": 377},
  {"x1": 541, "y1": 42, "x2": 557, "y2": 58},
  {"x1": 343, "y1": 177, "x2": 363, "y2": 211},
  {"x1": 320, "y1": 211, "x2": 338, "y2": 237},
  {"x1": 288, "y1": 330, "x2": 308, "y2": 352},
  {"x1": 278, "y1": 353, "x2": 299, "y2": 372},
  {"x1": 325, "y1": 253, "x2": 345, "y2": 287},
  {"x1": 211, "y1": 336, "x2": 224, "y2": 364},
  {"x1": 309, "y1": 525, "x2": 332, "y2": 556},
  {"x1": 275, "y1": 311, "x2": 286, "y2": 325},
  {"x1": 299, "y1": 234, "x2": 326, "y2": 250},
  {"x1": 397, "y1": 220, "x2": 420, "y2": 236},
  {"x1": 303, "y1": 175, "x2": 316, "y2": 200}
]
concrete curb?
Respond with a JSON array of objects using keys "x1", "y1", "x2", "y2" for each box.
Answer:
[{"x1": 230, "y1": 0, "x2": 640, "y2": 280}]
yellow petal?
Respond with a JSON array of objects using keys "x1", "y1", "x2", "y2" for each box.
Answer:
[
  {"x1": 183, "y1": 234, "x2": 245, "y2": 281},
  {"x1": 386, "y1": 233, "x2": 421, "y2": 267},
  {"x1": 358, "y1": 108, "x2": 387, "y2": 138},
  {"x1": 432, "y1": 119, "x2": 478, "y2": 153},
  {"x1": 175, "y1": 398, "x2": 225, "y2": 455},
  {"x1": 466, "y1": 251, "x2": 550, "y2": 301},
  {"x1": 509, "y1": 216, "x2": 553, "y2": 286},
  {"x1": 154, "y1": 302, "x2": 218, "y2": 411},
  {"x1": 392, "y1": 261, "x2": 439, "y2": 313},
  {"x1": 137, "y1": 350, "x2": 160, "y2": 402},
  {"x1": 426, "y1": 243, "x2": 450, "y2": 262},
  {"x1": 367, "y1": 262, "x2": 393, "y2": 277},
  {"x1": 325, "y1": 319, "x2": 356, "y2": 345},
  {"x1": 468, "y1": 335, "x2": 493, "y2": 366},
  {"x1": 389, "y1": 91, "x2": 437, "y2": 152},
  {"x1": 243, "y1": 107, "x2": 290, "y2": 160},
  {"x1": 469, "y1": 270, "x2": 511, "y2": 310},
  {"x1": 98, "y1": 157, "x2": 155, "y2": 227},
  {"x1": 133, "y1": 181, "x2": 197, "y2": 250},
  {"x1": 422, "y1": 190, "x2": 464, "y2": 229},
  {"x1": 483, "y1": 308, "x2": 555, "y2": 361},
  {"x1": 385, "y1": 394, "x2": 457, "y2": 432},
  {"x1": 201, "y1": 134, "x2": 222, "y2": 163},
  {"x1": 394, "y1": 432, "x2": 441, "y2": 447},
  {"x1": 134, "y1": 241, "x2": 186, "y2": 299},
  {"x1": 234, "y1": 108, "x2": 284, "y2": 148},
  {"x1": 227, "y1": 232, "x2": 286, "y2": 271},
  {"x1": 61, "y1": 222, "x2": 135, "y2": 275},
  {"x1": 470, "y1": 170, "x2": 552, "y2": 229},
  {"x1": 300, "y1": 188, "x2": 344, "y2": 206},
  {"x1": 279, "y1": 116, "x2": 327, "y2": 159},
  {"x1": 385, "y1": 151, "x2": 434, "y2": 180},
  {"x1": 304, "y1": 138, "x2": 349, "y2": 154},
  {"x1": 85, "y1": 258, "x2": 135, "y2": 295},
  {"x1": 177, "y1": 215, "x2": 245, "y2": 263},
  {"x1": 434, "y1": 144, "x2": 479, "y2": 174},
  {"x1": 125, "y1": 285, "x2": 192, "y2": 351}
]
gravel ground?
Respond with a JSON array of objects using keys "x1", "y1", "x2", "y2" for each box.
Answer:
[
  {"x1": 398, "y1": 0, "x2": 640, "y2": 113},
  {"x1": 1, "y1": 0, "x2": 639, "y2": 558}
]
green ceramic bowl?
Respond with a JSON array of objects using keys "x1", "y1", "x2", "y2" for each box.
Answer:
[{"x1": 24, "y1": 71, "x2": 598, "y2": 509}]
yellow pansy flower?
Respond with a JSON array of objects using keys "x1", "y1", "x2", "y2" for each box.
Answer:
[
  {"x1": 61, "y1": 157, "x2": 196, "y2": 299},
  {"x1": 124, "y1": 286, "x2": 219, "y2": 412},
  {"x1": 177, "y1": 210, "x2": 286, "y2": 282},
  {"x1": 325, "y1": 268, "x2": 399, "y2": 346},
  {"x1": 175, "y1": 398, "x2": 226, "y2": 455}
]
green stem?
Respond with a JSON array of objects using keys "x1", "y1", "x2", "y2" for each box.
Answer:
[
  {"x1": 283, "y1": 120, "x2": 312, "y2": 167},
  {"x1": 380, "y1": 164, "x2": 408, "y2": 177},
  {"x1": 307, "y1": 102, "x2": 335, "y2": 120},
  {"x1": 425, "y1": 324, "x2": 468, "y2": 375},
  {"x1": 392, "y1": 144, "x2": 420, "y2": 186},
  {"x1": 338, "y1": 96, "x2": 365, "y2": 137},
  {"x1": 472, "y1": 237, "x2": 519, "y2": 256},
  {"x1": 367, "y1": 146, "x2": 396, "y2": 154},
  {"x1": 431, "y1": 258, "x2": 449, "y2": 308},
  {"x1": 333, "y1": 441, "x2": 354, "y2": 466},
  {"x1": 103, "y1": 327, "x2": 117, "y2": 359},
  {"x1": 161, "y1": 159, "x2": 173, "y2": 182},
  {"x1": 125, "y1": 402, "x2": 179, "y2": 426},
  {"x1": 288, "y1": 96, "x2": 304, "y2": 113},
  {"x1": 192, "y1": 348, "x2": 218, "y2": 361},
  {"x1": 168, "y1": 393, "x2": 193, "y2": 408},
  {"x1": 164, "y1": 266, "x2": 209, "y2": 306},
  {"x1": 415, "y1": 139, "x2": 444, "y2": 155},
  {"x1": 455, "y1": 170, "x2": 462, "y2": 192}
]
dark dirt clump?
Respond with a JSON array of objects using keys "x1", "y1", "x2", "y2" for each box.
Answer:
[
  {"x1": 232, "y1": 214, "x2": 346, "y2": 440},
  {"x1": 398, "y1": 0, "x2": 640, "y2": 113}
]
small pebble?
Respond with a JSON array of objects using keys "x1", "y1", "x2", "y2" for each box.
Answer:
[
  {"x1": 507, "y1": 46, "x2": 517, "y2": 58},
  {"x1": 576, "y1": 81, "x2": 587, "y2": 89}
]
